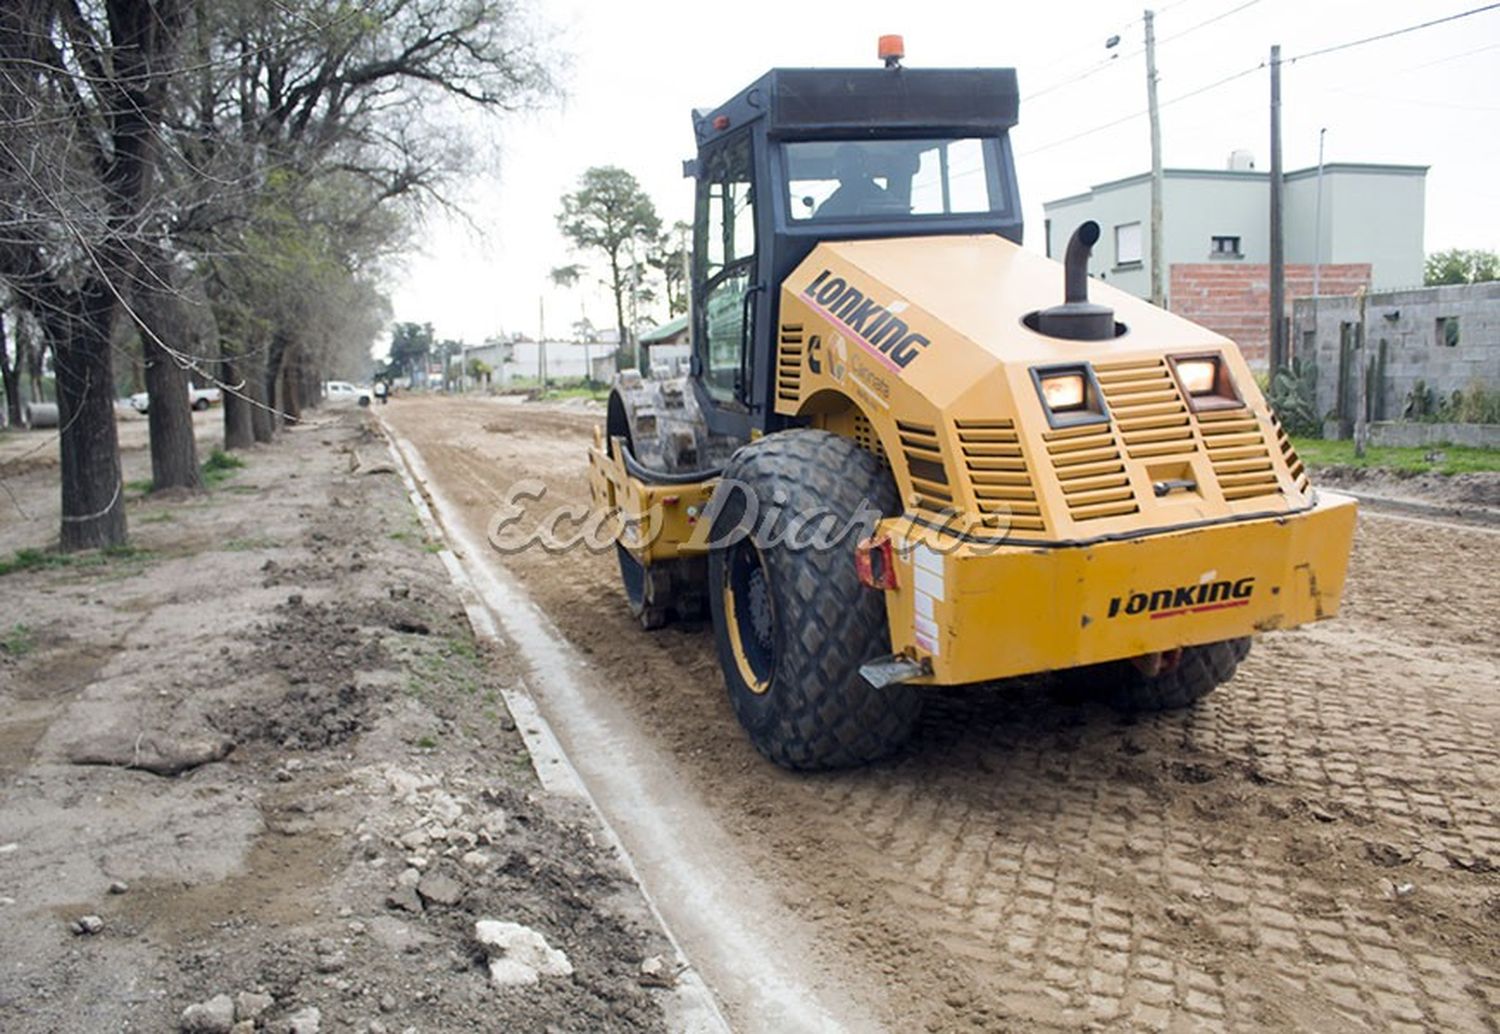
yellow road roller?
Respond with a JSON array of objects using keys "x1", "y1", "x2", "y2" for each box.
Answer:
[{"x1": 588, "y1": 43, "x2": 1356, "y2": 770}]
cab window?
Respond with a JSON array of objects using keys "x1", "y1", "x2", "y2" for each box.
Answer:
[
  {"x1": 784, "y1": 137, "x2": 1005, "y2": 221},
  {"x1": 696, "y1": 132, "x2": 756, "y2": 402}
]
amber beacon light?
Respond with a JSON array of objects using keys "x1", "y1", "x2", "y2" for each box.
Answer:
[{"x1": 879, "y1": 35, "x2": 905, "y2": 68}]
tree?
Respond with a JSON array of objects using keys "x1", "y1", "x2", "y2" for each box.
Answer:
[
  {"x1": 556, "y1": 168, "x2": 661, "y2": 368},
  {"x1": 389, "y1": 322, "x2": 434, "y2": 382},
  {"x1": 1425, "y1": 249, "x2": 1499, "y2": 286},
  {"x1": 649, "y1": 221, "x2": 691, "y2": 318},
  {"x1": 0, "y1": 0, "x2": 189, "y2": 546}
]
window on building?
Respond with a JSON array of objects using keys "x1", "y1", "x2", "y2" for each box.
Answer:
[
  {"x1": 1436, "y1": 316, "x2": 1459, "y2": 348},
  {"x1": 1115, "y1": 222, "x2": 1142, "y2": 266},
  {"x1": 1211, "y1": 235, "x2": 1242, "y2": 257}
]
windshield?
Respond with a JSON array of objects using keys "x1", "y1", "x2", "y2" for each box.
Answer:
[{"x1": 783, "y1": 138, "x2": 1005, "y2": 222}]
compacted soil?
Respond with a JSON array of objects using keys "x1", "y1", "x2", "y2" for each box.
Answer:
[{"x1": 385, "y1": 395, "x2": 1500, "y2": 1034}]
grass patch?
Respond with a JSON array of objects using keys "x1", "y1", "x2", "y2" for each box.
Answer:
[
  {"x1": 223, "y1": 536, "x2": 277, "y2": 552},
  {"x1": 415, "y1": 734, "x2": 438, "y2": 750},
  {"x1": 539, "y1": 385, "x2": 608, "y2": 402},
  {"x1": 0, "y1": 544, "x2": 149, "y2": 578},
  {"x1": 139, "y1": 511, "x2": 176, "y2": 524},
  {"x1": 1291, "y1": 438, "x2": 1500, "y2": 476},
  {"x1": 125, "y1": 478, "x2": 153, "y2": 495},
  {"x1": 201, "y1": 447, "x2": 245, "y2": 487},
  {"x1": 1, "y1": 623, "x2": 35, "y2": 656}
]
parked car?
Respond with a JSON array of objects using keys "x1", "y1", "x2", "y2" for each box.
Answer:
[
  {"x1": 129, "y1": 384, "x2": 222, "y2": 414},
  {"x1": 324, "y1": 381, "x2": 373, "y2": 406}
]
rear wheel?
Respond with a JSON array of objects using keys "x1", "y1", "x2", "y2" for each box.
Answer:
[
  {"x1": 192, "y1": 397, "x2": 209, "y2": 411},
  {"x1": 1089, "y1": 638, "x2": 1251, "y2": 713},
  {"x1": 708, "y1": 429, "x2": 921, "y2": 770}
]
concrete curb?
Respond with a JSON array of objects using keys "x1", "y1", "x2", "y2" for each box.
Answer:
[{"x1": 380, "y1": 425, "x2": 733, "y2": 1034}]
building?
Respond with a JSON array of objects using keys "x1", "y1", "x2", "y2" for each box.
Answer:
[
  {"x1": 1292, "y1": 281, "x2": 1500, "y2": 436},
  {"x1": 1043, "y1": 160, "x2": 1428, "y2": 362}
]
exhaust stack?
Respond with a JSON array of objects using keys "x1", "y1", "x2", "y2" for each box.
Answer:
[{"x1": 1037, "y1": 221, "x2": 1117, "y2": 341}]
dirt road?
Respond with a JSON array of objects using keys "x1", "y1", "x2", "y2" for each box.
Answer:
[{"x1": 384, "y1": 394, "x2": 1500, "y2": 1033}]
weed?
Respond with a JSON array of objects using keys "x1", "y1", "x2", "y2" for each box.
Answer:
[
  {"x1": 202, "y1": 448, "x2": 245, "y2": 487},
  {"x1": 140, "y1": 511, "x2": 176, "y2": 524},
  {"x1": 1, "y1": 623, "x2": 35, "y2": 656},
  {"x1": 415, "y1": 734, "x2": 438, "y2": 750}
]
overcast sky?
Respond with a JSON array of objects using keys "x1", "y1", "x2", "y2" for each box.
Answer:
[{"x1": 388, "y1": 0, "x2": 1500, "y2": 347}]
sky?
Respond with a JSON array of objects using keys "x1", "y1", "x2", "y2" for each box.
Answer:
[{"x1": 387, "y1": 0, "x2": 1500, "y2": 349}]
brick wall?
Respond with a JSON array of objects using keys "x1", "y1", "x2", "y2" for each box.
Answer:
[{"x1": 1169, "y1": 263, "x2": 1371, "y2": 363}]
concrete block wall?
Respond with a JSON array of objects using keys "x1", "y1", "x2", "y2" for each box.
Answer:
[
  {"x1": 1169, "y1": 263, "x2": 1371, "y2": 363},
  {"x1": 1292, "y1": 282, "x2": 1500, "y2": 427}
]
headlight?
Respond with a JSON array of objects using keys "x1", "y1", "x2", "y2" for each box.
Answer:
[
  {"x1": 1031, "y1": 364, "x2": 1108, "y2": 428},
  {"x1": 1040, "y1": 372, "x2": 1086, "y2": 411},
  {"x1": 1168, "y1": 353, "x2": 1242, "y2": 411},
  {"x1": 1175, "y1": 358, "x2": 1218, "y2": 396}
]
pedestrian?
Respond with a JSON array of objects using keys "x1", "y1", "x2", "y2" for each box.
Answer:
[{"x1": 374, "y1": 379, "x2": 389, "y2": 405}]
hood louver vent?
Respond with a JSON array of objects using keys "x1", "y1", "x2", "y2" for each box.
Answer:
[
  {"x1": 896, "y1": 420, "x2": 953, "y2": 516},
  {"x1": 1094, "y1": 358, "x2": 1197, "y2": 458},
  {"x1": 954, "y1": 419, "x2": 1045, "y2": 536},
  {"x1": 1271, "y1": 414, "x2": 1310, "y2": 493},
  {"x1": 1198, "y1": 410, "x2": 1280, "y2": 500},
  {"x1": 1044, "y1": 423, "x2": 1138, "y2": 522},
  {"x1": 777, "y1": 324, "x2": 804, "y2": 403}
]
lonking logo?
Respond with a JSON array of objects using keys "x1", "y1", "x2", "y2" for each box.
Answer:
[
  {"x1": 802, "y1": 268, "x2": 931, "y2": 370},
  {"x1": 1108, "y1": 577, "x2": 1255, "y2": 620}
]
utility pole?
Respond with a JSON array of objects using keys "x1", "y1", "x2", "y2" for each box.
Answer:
[
  {"x1": 1307, "y1": 127, "x2": 1327, "y2": 369},
  {"x1": 1268, "y1": 44, "x2": 1286, "y2": 374},
  {"x1": 1144, "y1": 9, "x2": 1165, "y2": 308},
  {"x1": 538, "y1": 295, "x2": 548, "y2": 391}
]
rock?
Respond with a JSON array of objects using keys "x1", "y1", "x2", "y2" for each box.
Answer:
[
  {"x1": 369, "y1": 1022, "x2": 389, "y2": 1034},
  {"x1": 281, "y1": 1005, "x2": 321, "y2": 1034},
  {"x1": 385, "y1": 887, "x2": 422, "y2": 914},
  {"x1": 314, "y1": 951, "x2": 347, "y2": 974},
  {"x1": 1363, "y1": 841, "x2": 1409, "y2": 868},
  {"x1": 108, "y1": 880, "x2": 129, "y2": 895},
  {"x1": 67, "y1": 732, "x2": 235, "y2": 776},
  {"x1": 72, "y1": 915, "x2": 105, "y2": 935},
  {"x1": 1394, "y1": 881, "x2": 1416, "y2": 898},
  {"x1": 1414, "y1": 850, "x2": 1449, "y2": 870},
  {"x1": 427, "y1": 791, "x2": 463, "y2": 825},
  {"x1": 234, "y1": 991, "x2": 274, "y2": 1022},
  {"x1": 231, "y1": 1022, "x2": 255, "y2": 1034},
  {"x1": 460, "y1": 851, "x2": 491, "y2": 870},
  {"x1": 180, "y1": 993, "x2": 236, "y2": 1033},
  {"x1": 638, "y1": 954, "x2": 674, "y2": 988},
  {"x1": 416, "y1": 872, "x2": 463, "y2": 908},
  {"x1": 378, "y1": 993, "x2": 397, "y2": 1013},
  {"x1": 474, "y1": 919, "x2": 573, "y2": 989},
  {"x1": 396, "y1": 867, "x2": 422, "y2": 889},
  {"x1": 398, "y1": 830, "x2": 429, "y2": 852}
]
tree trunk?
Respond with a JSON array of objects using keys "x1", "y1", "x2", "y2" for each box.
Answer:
[
  {"x1": 0, "y1": 310, "x2": 22, "y2": 428},
  {"x1": 250, "y1": 346, "x2": 274, "y2": 443},
  {"x1": 49, "y1": 288, "x2": 128, "y2": 550},
  {"x1": 281, "y1": 348, "x2": 302, "y2": 423},
  {"x1": 221, "y1": 340, "x2": 255, "y2": 450},
  {"x1": 137, "y1": 249, "x2": 203, "y2": 489}
]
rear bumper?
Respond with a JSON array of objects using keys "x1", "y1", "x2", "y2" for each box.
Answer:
[{"x1": 880, "y1": 491, "x2": 1358, "y2": 685}]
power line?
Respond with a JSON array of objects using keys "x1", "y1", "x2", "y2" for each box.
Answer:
[
  {"x1": 1287, "y1": 2, "x2": 1500, "y2": 62},
  {"x1": 1020, "y1": 2, "x2": 1500, "y2": 157},
  {"x1": 1157, "y1": 0, "x2": 1262, "y2": 47},
  {"x1": 1023, "y1": 0, "x2": 1262, "y2": 104},
  {"x1": 1019, "y1": 63, "x2": 1263, "y2": 156}
]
